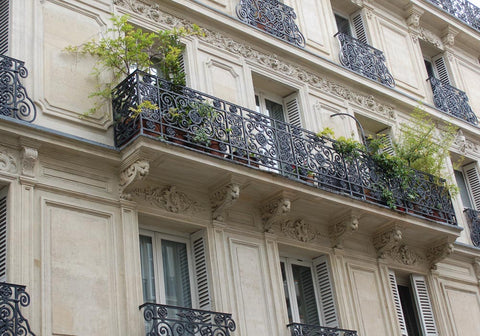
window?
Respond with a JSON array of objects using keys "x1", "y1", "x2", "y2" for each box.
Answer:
[
  {"x1": 0, "y1": 186, "x2": 6, "y2": 282},
  {"x1": 334, "y1": 12, "x2": 368, "y2": 45},
  {"x1": 139, "y1": 229, "x2": 210, "y2": 309},
  {"x1": 454, "y1": 161, "x2": 480, "y2": 210},
  {"x1": 0, "y1": 0, "x2": 8, "y2": 55},
  {"x1": 389, "y1": 271, "x2": 438, "y2": 336},
  {"x1": 355, "y1": 113, "x2": 394, "y2": 155},
  {"x1": 254, "y1": 90, "x2": 301, "y2": 129},
  {"x1": 280, "y1": 255, "x2": 338, "y2": 328},
  {"x1": 424, "y1": 55, "x2": 450, "y2": 84}
]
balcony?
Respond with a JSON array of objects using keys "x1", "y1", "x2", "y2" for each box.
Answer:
[
  {"x1": 425, "y1": 0, "x2": 480, "y2": 32},
  {"x1": 0, "y1": 55, "x2": 36, "y2": 122},
  {"x1": 287, "y1": 323, "x2": 358, "y2": 336},
  {"x1": 139, "y1": 303, "x2": 236, "y2": 336},
  {"x1": 113, "y1": 70, "x2": 456, "y2": 225},
  {"x1": 428, "y1": 76, "x2": 478, "y2": 125},
  {"x1": 335, "y1": 33, "x2": 395, "y2": 88},
  {"x1": 464, "y1": 208, "x2": 480, "y2": 247},
  {"x1": 236, "y1": 0, "x2": 305, "y2": 47},
  {"x1": 0, "y1": 282, "x2": 36, "y2": 335}
]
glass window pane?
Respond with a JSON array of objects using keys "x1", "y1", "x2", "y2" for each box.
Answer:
[
  {"x1": 291, "y1": 264, "x2": 320, "y2": 325},
  {"x1": 335, "y1": 14, "x2": 351, "y2": 36},
  {"x1": 281, "y1": 262, "x2": 294, "y2": 323},
  {"x1": 455, "y1": 170, "x2": 473, "y2": 209},
  {"x1": 265, "y1": 99, "x2": 285, "y2": 122},
  {"x1": 139, "y1": 235, "x2": 156, "y2": 303},
  {"x1": 161, "y1": 239, "x2": 192, "y2": 307}
]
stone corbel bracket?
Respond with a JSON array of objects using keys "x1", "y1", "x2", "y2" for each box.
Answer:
[
  {"x1": 474, "y1": 258, "x2": 480, "y2": 285},
  {"x1": 442, "y1": 26, "x2": 458, "y2": 50},
  {"x1": 281, "y1": 218, "x2": 318, "y2": 243},
  {"x1": 210, "y1": 182, "x2": 240, "y2": 221},
  {"x1": 329, "y1": 212, "x2": 360, "y2": 249},
  {"x1": 405, "y1": 4, "x2": 424, "y2": 30},
  {"x1": 373, "y1": 225, "x2": 403, "y2": 259},
  {"x1": 427, "y1": 241, "x2": 454, "y2": 270},
  {"x1": 21, "y1": 146, "x2": 38, "y2": 178},
  {"x1": 260, "y1": 194, "x2": 292, "y2": 233},
  {"x1": 119, "y1": 159, "x2": 150, "y2": 200}
]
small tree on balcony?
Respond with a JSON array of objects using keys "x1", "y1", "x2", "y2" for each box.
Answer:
[{"x1": 65, "y1": 15, "x2": 203, "y2": 116}]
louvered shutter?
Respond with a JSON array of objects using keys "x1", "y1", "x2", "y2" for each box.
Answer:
[
  {"x1": 377, "y1": 130, "x2": 395, "y2": 156},
  {"x1": 351, "y1": 12, "x2": 368, "y2": 45},
  {"x1": 411, "y1": 275, "x2": 438, "y2": 336},
  {"x1": 191, "y1": 230, "x2": 211, "y2": 310},
  {"x1": 388, "y1": 270, "x2": 408, "y2": 336},
  {"x1": 312, "y1": 256, "x2": 338, "y2": 328},
  {"x1": 432, "y1": 55, "x2": 450, "y2": 85},
  {"x1": 463, "y1": 162, "x2": 480, "y2": 210},
  {"x1": 0, "y1": 0, "x2": 8, "y2": 55},
  {"x1": 283, "y1": 93, "x2": 302, "y2": 129},
  {"x1": 178, "y1": 52, "x2": 186, "y2": 83},
  {"x1": 299, "y1": 267, "x2": 320, "y2": 325},
  {"x1": 0, "y1": 187, "x2": 7, "y2": 282}
]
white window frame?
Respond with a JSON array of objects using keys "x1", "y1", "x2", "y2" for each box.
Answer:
[
  {"x1": 334, "y1": 11, "x2": 369, "y2": 45},
  {"x1": 139, "y1": 228, "x2": 197, "y2": 307}
]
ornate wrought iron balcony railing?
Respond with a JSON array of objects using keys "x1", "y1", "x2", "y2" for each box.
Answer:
[
  {"x1": 425, "y1": 0, "x2": 480, "y2": 32},
  {"x1": 428, "y1": 76, "x2": 478, "y2": 125},
  {"x1": 464, "y1": 208, "x2": 480, "y2": 247},
  {"x1": 236, "y1": 0, "x2": 305, "y2": 47},
  {"x1": 139, "y1": 303, "x2": 236, "y2": 336},
  {"x1": 0, "y1": 282, "x2": 36, "y2": 336},
  {"x1": 113, "y1": 70, "x2": 457, "y2": 225},
  {"x1": 335, "y1": 32, "x2": 395, "y2": 88},
  {"x1": 0, "y1": 55, "x2": 36, "y2": 122},
  {"x1": 287, "y1": 323, "x2": 358, "y2": 336}
]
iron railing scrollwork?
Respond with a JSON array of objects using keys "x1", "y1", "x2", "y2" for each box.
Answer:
[
  {"x1": 426, "y1": 0, "x2": 480, "y2": 32},
  {"x1": 428, "y1": 76, "x2": 478, "y2": 125},
  {"x1": 236, "y1": 0, "x2": 305, "y2": 47},
  {"x1": 0, "y1": 55, "x2": 36, "y2": 122},
  {"x1": 113, "y1": 70, "x2": 457, "y2": 225},
  {"x1": 0, "y1": 282, "x2": 36, "y2": 336},
  {"x1": 335, "y1": 32, "x2": 395, "y2": 88},
  {"x1": 287, "y1": 323, "x2": 358, "y2": 336},
  {"x1": 464, "y1": 208, "x2": 480, "y2": 247},
  {"x1": 140, "y1": 303, "x2": 236, "y2": 336}
]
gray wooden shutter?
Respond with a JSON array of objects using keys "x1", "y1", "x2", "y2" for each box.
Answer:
[
  {"x1": 0, "y1": 0, "x2": 8, "y2": 55},
  {"x1": 313, "y1": 255, "x2": 338, "y2": 328},
  {"x1": 179, "y1": 52, "x2": 186, "y2": 83},
  {"x1": 432, "y1": 55, "x2": 450, "y2": 85},
  {"x1": 351, "y1": 12, "x2": 368, "y2": 45},
  {"x1": 463, "y1": 162, "x2": 480, "y2": 210},
  {"x1": 388, "y1": 270, "x2": 408, "y2": 336},
  {"x1": 283, "y1": 93, "x2": 302, "y2": 129},
  {"x1": 191, "y1": 230, "x2": 211, "y2": 310},
  {"x1": 0, "y1": 187, "x2": 7, "y2": 282},
  {"x1": 411, "y1": 275, "x2": 438, "y2": 336}
]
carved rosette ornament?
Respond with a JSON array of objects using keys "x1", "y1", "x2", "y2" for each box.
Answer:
[
  {"x1": 0, "y1": 147, "x2": 17, "y2": 174},
  {"x1": 281, "y1": 219, "x2": 317, "y2": 242},
  {"x1": 210, "y1": 183, "x2": 240, "y2": 221},
  {"x1": 119, "y1": 160, "x2": 150, "y2": 199},
  {"x1": 329, "y1": 213, "x2": 359, "y2": 248},
  {"x1": 113, "y1": 0, "x2": 395, "y2": 120},
  {"x1": 260, "y1": 197, "x2": 291, "y2": 233},
  {"x1": 427, "y1": 242, "x2": 454, "y2": 269},
  {"x1": 390, "y1": 245, "x2": 424, "y2": 266},
  {"x1": 373, "y1": 226, "x2": 403, "y2": 259},
  {"x1": 21, "y1": 147, "x2": 38, "y2": 177},
  {"x1": 133, "y1": 185, "x2": 201, "y2": 214}
]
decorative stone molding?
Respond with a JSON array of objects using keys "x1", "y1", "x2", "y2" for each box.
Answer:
[
  {"x1": 329, "y1": 213, "x2": 359, "y2": 248},
  {"x1": 210, "y1": 183, "x2": 240, "y2": 221},
  {"x1": 442, "y1": 26, "x2": 458, "y2": 49},
  {"x1": 452, "y1": 130, "x2": 480, "y2": 156},
  {"x1": 373, "y1": 226, "x2": 403, "y2": 259},
  {"x1": 0, "y1": 146, "x2": 17, "y2": 174},
  {"x1": 474, "y1": 258, "x2": 480, "y2": 283},
  {"x1": 281, "y1": 219, "x2": 318, "y2": 242},
  {"x1": 260, "y1": 197, "x2": 291, "y2": 233},
  {"x1": 405, "y1": 4, "x2": 424, "y2": 29},
  {"x1": 119, "y1": 160, "x2": 150, "y2": 199},
  {"x1": 114, "y1": 0, "x2": 395, "y2": 121},
  {"x1": 21, "y1": 147, "x2": 38, "y2": 177},
  {"x1": 427, "y1": 242, "x2": 454, "y2": 269},
  {"x1": 133, "y1": 185, "x2": 201, "y2": 214},
  {"x1": 418, "y1": 27, "x2": 444, "y2": 49},
  {"x1": 390, "y1": 244, "x2": 424, "y2": 266}
]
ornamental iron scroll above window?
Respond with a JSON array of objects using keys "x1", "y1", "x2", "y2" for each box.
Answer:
[
  {"x1": 426, "y1": 0, "x2": 480, "y2": 32},
  {"x1": 335, "y1": 32, "x2": 395, "y2": 88},
  {"x1": 0, "y1": 55, "x2": 37, "y2": 122},
  {"x1": 428, "y1": 76, "x2": 478, "y2": 125},
  {"x1": 236, "y1": 0, "x2": 306, "y2": 48}
]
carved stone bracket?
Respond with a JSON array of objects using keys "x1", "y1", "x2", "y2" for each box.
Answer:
[
  {"x1": 21, "y1": 146, "x2": 38, "y2": 178},
  {"x1": 405, "y1": 4, "x2": 424, "y2": 29},
  {"x1": 442, "y1": 26, "x2": 458, "y2": 49},
  {"x1": 260, "y1": 196, "x2": 291, "y2": 233},
  {"x1": 427, "y1": 241, "x2": 454, "y2": 269},
  {"x1": 329, "y1": 212, "x2": 360, "y2": 248},
  {"x1": 474, "y1": 258, "x2": 480, "y2": 284},
  {"x1": 119, "y1": 160, "x2": 150, "y2": 200},
  {"x1": 210, "y1": 183, "x2": 240, "y2": 221},
  {"x1": 282, "y1": 218, "x2": 318, "y2": 242},
  {"x1": 0, "y1": 146, "x2": 18, "y2": 174},
  {"x1": 373, "y1": 226, "x2": 403, "y2": 259},
  {"x1": 133, "y1": 185, "x2": 201, "y2": 214}
]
